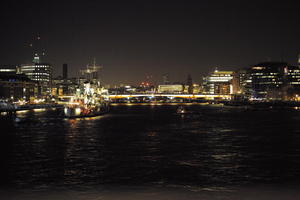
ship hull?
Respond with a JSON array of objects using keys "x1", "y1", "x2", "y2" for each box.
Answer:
[{"x1": 64, "y1": 104, "x2": 109, "y2": 119}]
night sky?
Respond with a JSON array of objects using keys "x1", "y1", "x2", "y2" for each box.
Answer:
[{"x1": 0, "y1": 1, "x2": 300, "y2": 85}]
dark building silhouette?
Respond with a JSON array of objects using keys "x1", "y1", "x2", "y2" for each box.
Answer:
[
  {"x1": 162, "y1": 73, "x2": 170, "y2": 85},
  {"x1": 186, "y1": 74, "x2": 193, "y2": 94},
  {"x1": 0, "y1": 73, "x2": 37, "y2": 101},
  {"x1": 63, "y1": 63, "x2": 68, "y2": 80}
]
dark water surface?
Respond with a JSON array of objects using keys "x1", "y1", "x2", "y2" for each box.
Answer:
[{"x1": 1, "y1": 104, "x2": 300, "y2": 199}]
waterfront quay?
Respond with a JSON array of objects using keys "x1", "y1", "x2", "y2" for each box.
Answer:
[
  {"x1": 0, "y1": 102, "x2": 63, "y2": 116},
  {"x1": 2, "y1": 91, "x2": 300, "y2": 116}
]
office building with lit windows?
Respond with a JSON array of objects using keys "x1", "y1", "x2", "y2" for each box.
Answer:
[
  {"x1": 243, "y1": 62, "x2": 300, "y2": 100},
  {"x1": 203, "y1": 69, "x2": 238, "y2": 95},
  {"x1": 20, "y1": 54, "x2": 52, "y2": 96}
]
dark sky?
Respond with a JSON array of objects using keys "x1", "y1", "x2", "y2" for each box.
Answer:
[{"x1": 0, "y1": 0, "x2": 300, "y2": 85}]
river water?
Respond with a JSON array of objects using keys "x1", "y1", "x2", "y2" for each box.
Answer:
[{"x1": 1, "y1": 104, "x2": 300, "y2": 199}]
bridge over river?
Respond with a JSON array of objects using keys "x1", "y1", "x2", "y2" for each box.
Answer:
[
  {"x1": 108, "y1": 93, "x2": 231, "y2": 100},
  {"x1": 57, "y1": 94, "x2": 232, "y2": 103}
]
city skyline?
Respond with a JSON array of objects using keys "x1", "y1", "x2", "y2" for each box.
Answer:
[
  {"x1": 2, "y1": 2, "x2": 300, "y2": 199},
  {"x1": 0, "y1": 1, "x2": 300, "y2": 85}
]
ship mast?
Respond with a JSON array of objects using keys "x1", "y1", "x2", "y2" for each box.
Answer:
[{"x1": 80, "y1": 58, "x2": 102, "y2": 86}]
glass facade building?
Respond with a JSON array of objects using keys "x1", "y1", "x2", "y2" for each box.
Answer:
[
  {"x1": 20, "y1": 55, "x2": 52, "y2": 96},
  {"x1": 242, "y1": 62, "x2": 300, "y2": 100},
  {"x1": 203, "y1": 70, "x2": 237, "y2": 95}
]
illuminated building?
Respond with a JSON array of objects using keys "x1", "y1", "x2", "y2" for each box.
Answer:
[
  {"x1": 248, "y1": 63, "x2": 283, "y2": 99},
  {"x1": 108, "y1": 85, "x2": 138, "y2": 95},
  {"x1": 236, "y1": 70, "x2": 246, "y2": 92},
  {"x1": 51, "y1": 76, "x2": 64, "y2": 96},
  {"x1": 52, "y1": 76, "x2": 79, "y2": 96},
  {"x1": 0, "y1": 65, "x2": 20, "y2": 73},
  {"x1": 183, "y1": 84, "x2": 200, "y2": 94},
  {"x1": 243, "y1": 62, "x2": 300, "y2": 100},
  {"x1": 192, "y1": 84, "x2": 201, "y2": 94},
  {"x1": 20, "y1": 54, "x2": 52, "y2": 96},
  {"x1": 284, "y1": 65, "x2": 300, "y2": 100},
  {"x1": 0, "y1": 73, "x2": 37, "y2": 101},
  {"x1": 157, "y1": 84, "x2": 184, "y2": 93},
  {"x1": 203, "y1": 69, "x2": 237, "y2": 95}
]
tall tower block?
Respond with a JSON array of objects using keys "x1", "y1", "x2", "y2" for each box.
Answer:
[{"x1": 63, "y1": 63, "x2": 68, "y2": 80}]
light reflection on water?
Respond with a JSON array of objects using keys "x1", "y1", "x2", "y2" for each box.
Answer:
[{"x1": 1, "y1": 105, "x2": 300, "y2": 196}]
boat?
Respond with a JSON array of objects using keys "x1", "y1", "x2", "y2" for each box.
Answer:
[
  {"x1": 64, "y1": 60, "x2": 110, "y2": 118},
  {"x1": 176, "y1": 106, "x2": 186, "y2": 114},
  {"x1": 63, "y1": 83, "x2": 110, "y2": 119},
  {"x1": 176, "y1": 105, "x2": 200, "y2": 115},
  {"x1": 176, "y1": 106, "x2": 194, "y2": 114},
  {"x1": 64, "y1": 100, "x2": 109, "y2": 118}
]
